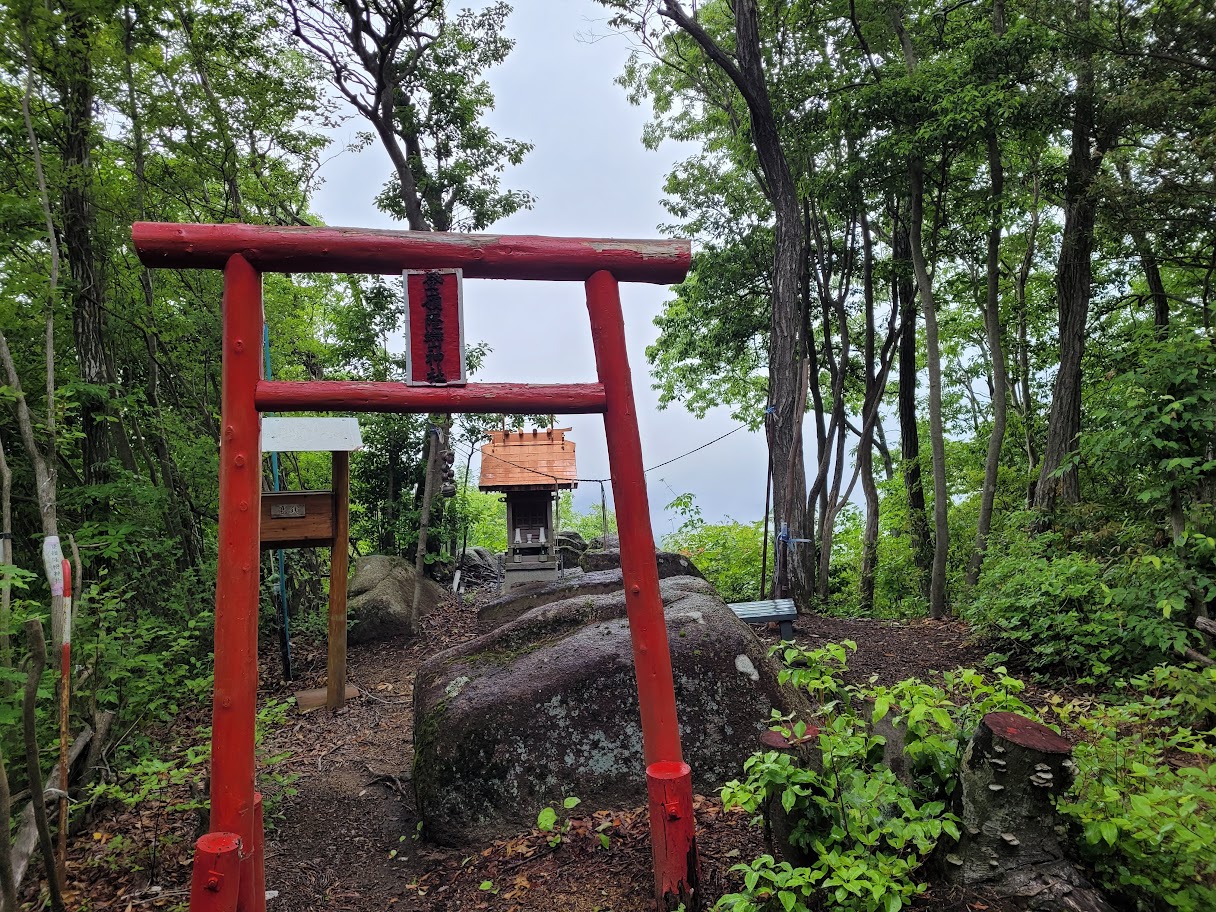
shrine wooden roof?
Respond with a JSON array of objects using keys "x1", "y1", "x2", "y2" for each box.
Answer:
[{"x1": 478, "y1": 428, "x2": 578, "y2": 492}]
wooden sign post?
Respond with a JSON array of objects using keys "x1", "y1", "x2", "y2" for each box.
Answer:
[{"x1": 260, "y1": 417, "x2": 362, "y2": 710}]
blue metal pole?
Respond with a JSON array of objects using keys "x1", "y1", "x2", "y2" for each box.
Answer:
[{"x1": 264, "y1": 324, "x2": 292, "y2": 680}]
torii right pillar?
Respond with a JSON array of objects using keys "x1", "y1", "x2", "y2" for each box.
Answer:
[{"x1": 586, "y1": 270, "x2": 700, "y2": 909}]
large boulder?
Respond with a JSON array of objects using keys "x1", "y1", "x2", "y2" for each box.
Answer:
[
  {"x1": 578, "y1": 548, "x2": 705, "y2": 580},
  {"x1": 477, "y1": 569, "x2": 624, "y2": 631},
  {"x1": 478, "y1": 553, "x2": 706, "y2": 631},
  {"x1": 556, "y1": 530, "x2": 587, "y2": 569},
  {"x1": 588, "y1": 533, "x2": 619, "y2": 550},
  {"x1": 413, "y1": 576, "x2": 805, "y2": 847},
  {"x1": 347, "y1": 555, "x2": 446, "y2": 644},
  {"x1": 458, "y1": 546, "x2": 500, "y2": 589}
]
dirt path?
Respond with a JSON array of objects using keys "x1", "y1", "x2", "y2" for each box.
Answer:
[
  {"x1": 792, "y1": 614, "x2": 991, "y2": 688},
  {"x1": 253, "y1": 602, "x2": 1002, "y2": 911},
  {"x1": 261, "y1": 600, "x2": 473, "y2": 910}
]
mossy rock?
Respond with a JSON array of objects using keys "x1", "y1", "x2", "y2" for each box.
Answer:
[
  {"x1": 347, "y1": 555, "x2": 445, "y2": 644},
  {"x1": 413, "y1": 576, "x2": 806, "y2": 847}
]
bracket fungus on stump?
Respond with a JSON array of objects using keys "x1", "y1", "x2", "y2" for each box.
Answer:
[{"x1": 948, "y1": 712, "x2": 1113, "y2": 912}]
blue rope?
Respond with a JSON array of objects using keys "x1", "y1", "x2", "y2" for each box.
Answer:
[{"x1": 263, "y1": 324, "x2": 291, "y2": 677}]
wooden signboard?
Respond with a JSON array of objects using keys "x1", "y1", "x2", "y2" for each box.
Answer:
[
  {"x1": 404, "y1": 268, "x2": 466, "y2": 386},
  {"x1": 260, "y1": 491, "x2": 335, "y2": 549}
]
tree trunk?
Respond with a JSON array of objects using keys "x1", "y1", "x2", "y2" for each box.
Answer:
[
  {"x1": 1114, "y1": 160, "x2": 1169, "y2": 336},
  {"x1": 859, "y1": 438, "x2": 879, "y2": 614},
  {"x1": 1014, "y1": 178, "x2": 1041, "y2": 484},
  {"x1": 949, "y1": 712, "x2": 1113, "y2": 911},
  {"x1": 894, "y1": 217, "x2": 932, "y2": 600},
  {"x1": 967, "y1": 131, "x2": 1009, "y2": 588},
  {"x1": 0, "y1": 439, "x2": 12, "y2": 690},
  {"x1": 412, "y1": 419, "x2": 447, "y2": 626},
  {"x1": 0, "y1": 731, "x2": 16, "y2": 912},
  {"x1": 21, "y1": 621, "x2": 64, "y2": 912},
  {"x1": 660, "y1": 0, "x2": 811, "y2": 604},
  {"x1": 1034, "y1": 0, "x2": 1101, "y2": 516},
  {"x1": 56, "y1": 2, "x2": 113, "y2": 487},
  {"x1": 801, "y1": 206, "x2": 826, "y2": 597},
  {"x1": 909, "y1": 159, "x2": 950, "y2": 619},
  {"x1": 859, "y1": 209, "x2": 880, "y2": 614}
]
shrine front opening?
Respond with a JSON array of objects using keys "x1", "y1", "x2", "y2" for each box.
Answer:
[{"x1": 131, "y1": 222, "x2": 701, "y2": 912}]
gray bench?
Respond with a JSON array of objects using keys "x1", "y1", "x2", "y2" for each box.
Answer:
[{"x1": 728, "y1": 598, "x2": 797, "y2": 640}]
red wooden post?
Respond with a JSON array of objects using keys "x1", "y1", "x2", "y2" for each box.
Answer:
[
  {"x1": 585, "y1": 270, "x2": 699, "y2": 909},
  {"x1": 245, "y1": 793, "x2": 266, "y2": 908},
  {"x1": 210, "y1": 254, "x2": 264, "y2": 912},
  {"x1": 188, "y1": 832, "x2": 242, "y2": 912}
]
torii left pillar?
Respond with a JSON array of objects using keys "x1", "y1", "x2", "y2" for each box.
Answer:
[{"x1": 200, "y1": 253, "x2": 265, "y2": 912}]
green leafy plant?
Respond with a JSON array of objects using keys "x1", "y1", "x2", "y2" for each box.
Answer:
[
  {"x1": 968, "y1": 526, "x2": 1194, "y2": 683},
  {"x1": 535, "y1": 795, "x2": 583, "y2": 847},
  {"x1": 1052, "y1": 665, "x2": 1216, "y2": 912},
  {"x1": 718, "y1": 643, "x2": 961, "y2": 912}
]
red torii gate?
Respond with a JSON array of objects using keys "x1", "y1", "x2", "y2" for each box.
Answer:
[{"x1": 131, "y1": 222, "x2": 701, "y2": 911}]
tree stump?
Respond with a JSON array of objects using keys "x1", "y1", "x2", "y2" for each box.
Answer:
[
  {"x1": 948, "y1": 712, "x2": 1112, "y2": 912},
  {"x1": 757, "y1": 728, "x2": 818, "y2": 867}
]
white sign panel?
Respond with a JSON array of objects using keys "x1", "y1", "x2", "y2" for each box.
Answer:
[{"x1": 262, "y1": 417, "x2": 363, "y2": 453}]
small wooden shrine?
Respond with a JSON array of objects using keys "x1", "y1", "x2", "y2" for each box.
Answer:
[{"x1": 479, "y1": 428, "x2": 577, "y2": 590}]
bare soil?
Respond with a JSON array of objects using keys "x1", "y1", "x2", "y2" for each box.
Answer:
[{"x1": 57, "y1": 598, "x2": 1017, "y2": 911}]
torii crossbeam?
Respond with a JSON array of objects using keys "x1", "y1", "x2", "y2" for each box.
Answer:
[{"x1": 131, "y1": 222, "x2": 700, "y2": 912}]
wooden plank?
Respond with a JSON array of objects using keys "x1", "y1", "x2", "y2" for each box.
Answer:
[
  {"x1": 262, "y1": 417, "x2": 363, "y2": 453},
  {"x1": 260, "y1": 491, "x2": 334, "y2": 548},
  {"x1": 327, "y1": 451, "x2": 351, "y2": 710},
  {"x1": 255, "y1": 380, "x2": 607, "y2": 415},
  {"x1": 131, "y1": 222, "x2": 692, "y2": 284},
  {"x1": 294, "y1": 684, "x2": 359, "y2": 713}
]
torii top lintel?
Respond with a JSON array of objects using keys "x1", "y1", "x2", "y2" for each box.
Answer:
[{"x1": 131, "y1": 222, "x2": 691, "y2": 284}]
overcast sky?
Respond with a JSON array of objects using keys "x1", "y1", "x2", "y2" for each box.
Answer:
[{"x1": 309, "y1": 1, "x2": 771, "y2": 538}]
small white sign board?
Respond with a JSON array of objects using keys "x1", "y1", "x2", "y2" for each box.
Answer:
[{"x1": 262, "y1": 417, "x2": 363, "y2": 453}]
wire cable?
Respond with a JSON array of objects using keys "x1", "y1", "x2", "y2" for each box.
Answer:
[
  {"x1": 643, "y1": 424, "x2": 746, "y2": 473},
  {"x1": 451, "y1": 419, "x2": 752, "y2": 485}
]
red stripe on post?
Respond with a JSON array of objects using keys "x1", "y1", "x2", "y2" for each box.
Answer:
[
  {"x1": 254, "y1": 381, "x2": 608, "y2": 414},
  {"x1": 131, "y1": 222, "x2": 691, "y2": 284}
]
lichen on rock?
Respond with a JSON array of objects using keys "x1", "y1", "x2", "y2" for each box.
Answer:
[{"x1": 413, "y1": 574, "x2": 805, "y2": 847}]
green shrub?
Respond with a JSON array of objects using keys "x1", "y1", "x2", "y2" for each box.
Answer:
[
  {"x1": 716, "y1": 642, "x2": 977, "y2": 912},
  {"x1": 662, "y1": 493, "x2": 765, "y2": 603},
  {"x1": 720, "y1": 643, "x2": 1216, "y2": 912},
  {"x1": 969, "y1": 528, "x2": 1192, "y2": 683},
  {"x1": 1053, "y1": 665, "x2": 1216, "y2": 911}
]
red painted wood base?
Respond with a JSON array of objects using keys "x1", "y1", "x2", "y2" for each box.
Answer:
[
  {"x1": 647, "y1": 762, "x2": 700, "y2": 910},
  {"x1": 189, "y1": 832, "x2": 242, "y2": 912}
]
